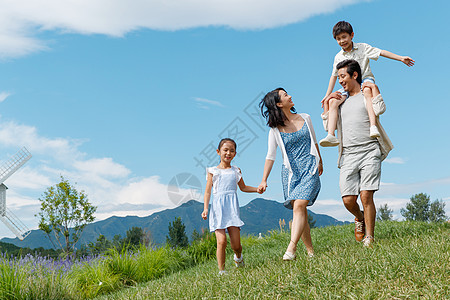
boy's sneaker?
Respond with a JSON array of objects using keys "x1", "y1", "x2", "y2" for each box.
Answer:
[
  {"x1": 370, "y1": 125, "x2": 380, "y2": 138},
  {"x1": 354, "y1": 218, "x2": 365, "y2": 242},
  {"x1": 363, "y1": 235, "x2": 374, "y2": 248},
  {"x1": 234, "y1": 254, "x2": 245, "y2": 267},
  {"x1": 218, "y1": 270, "x2": 227, "y2": 275},
  {"x1": 319, "y1": 134, "x2": 339, "y2": 147}
]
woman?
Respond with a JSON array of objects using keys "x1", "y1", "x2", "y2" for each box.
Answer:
[{"x1": 258, "y1": 88, "x2": 323, "y2": 260}]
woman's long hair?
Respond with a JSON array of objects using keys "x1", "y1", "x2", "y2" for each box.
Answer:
[{"x1": 259, "y1": 88, "x2": 296, "y2": 128}]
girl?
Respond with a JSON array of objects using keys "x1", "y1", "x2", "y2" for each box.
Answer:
[
  {"x1": 258, "y1": 88, "x2": 323, "y2": 260},
  {"x1": 202, "y1": 138, "x2": 262, "y2": 275}
]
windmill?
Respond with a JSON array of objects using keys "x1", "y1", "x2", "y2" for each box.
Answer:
[{"x1": 0, "y1": 147, "x2": 32, "y2": 240}]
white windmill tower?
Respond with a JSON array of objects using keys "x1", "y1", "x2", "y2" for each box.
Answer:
[{"x1": 0, "y1": 147, "x2": 32, "y2": 240}]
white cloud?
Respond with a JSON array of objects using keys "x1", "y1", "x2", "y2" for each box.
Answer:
[
  {"x1": 116, "y1": 176, "x2": 172, "y2": 206},
  {"x1": 0, "y1": 92, "x2": 11, "y2": 102},
  {"x1": 0, "y1": 0, "x2": 366, "y2": 58},
  {"x1": 73, "y1": 158, "x2": 131, "y2": 178},
  {"x1": 384, "y1": 157, "x2": 406, "y2": 164},
  {"x1": 378, "y1": 177, "x2": 450, "y2": 197},
  {"x1": 0, "y1": 118, "x2": 204, "y2": 238},
  {"x1": 193, "y1": 97, "x2": 225, "y2": 108},
  {"x1": 0, "y1": 120, "x2": 84, "y2": 162}
]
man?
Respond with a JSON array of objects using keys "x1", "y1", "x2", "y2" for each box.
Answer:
[{"x1": 321, "y1": 59, "x2": 393, "y2": 247}]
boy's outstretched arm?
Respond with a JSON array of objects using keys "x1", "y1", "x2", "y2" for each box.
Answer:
[{"x1": 380, "y1": 50, "x2": 415, "y2": 67}]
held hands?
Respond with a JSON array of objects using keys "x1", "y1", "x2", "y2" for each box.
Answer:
[
  {"x1": 201, "y1": 209, "x2": 208, "y2": 220},
  {"x1": 257, "y1": 181, "x2": 267, "y2": 194},
  {"x1": 401, "y1": 56, "x2": 415, "y2": 67}
]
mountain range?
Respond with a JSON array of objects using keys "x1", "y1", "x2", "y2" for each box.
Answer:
[{"x1": 1, "y1": 198, "x2": 348, "y2": 249}]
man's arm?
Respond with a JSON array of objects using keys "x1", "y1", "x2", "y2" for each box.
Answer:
[{"x1": 380, "y1": 50, "x2": 415, "y2": 67}]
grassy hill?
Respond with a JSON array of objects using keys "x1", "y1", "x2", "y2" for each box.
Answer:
[{"x1": 95, "y1": 221, "x2": 449, "y2": 299}]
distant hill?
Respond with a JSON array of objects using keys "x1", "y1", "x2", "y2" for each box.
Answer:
[{"x1": 1, "y1": 198, "x2": 348, "y2": 249}]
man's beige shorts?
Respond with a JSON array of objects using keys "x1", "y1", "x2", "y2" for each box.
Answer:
[{"x1": 339, "y1": 142, "x2": 381, "y2": 197}]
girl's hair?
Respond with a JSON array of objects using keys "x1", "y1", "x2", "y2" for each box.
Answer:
[
  {"x1": 217, "y1": 138, "x2": 237, "y2": 151},
  {"x1": 259, "y1": 87, "x2": 296, "y2": 128}
]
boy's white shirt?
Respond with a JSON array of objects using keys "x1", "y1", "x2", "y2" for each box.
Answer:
[
  {"x1": 265, "y1": 113, "x2": 320, "y2": 197},
  {"x1": 332, "y1": 42, "x2": 382, "y2": 80},
  {"x1": 321, "y1": 94, "x2": 394, "y2": 168}
]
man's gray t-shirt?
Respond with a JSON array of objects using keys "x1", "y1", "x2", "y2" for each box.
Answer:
[{"x1": 340, "y1": 92, "x2": 377, "y2": 148}]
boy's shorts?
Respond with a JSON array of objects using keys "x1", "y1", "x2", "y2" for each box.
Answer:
[
  {"x1": 339, "y1": 142, "x2": 381, "y2": 197},
  {"x1": 338, "y1": 77, "x2": 375, "y2": 97}
]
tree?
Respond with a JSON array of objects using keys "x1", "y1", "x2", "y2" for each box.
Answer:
[
  {"x1": 166, "y1": 217, "x2": 189, "y2": 248},
  {"x1": 36, "y1": 176, "x2": 97, "y2": 254},
  {"x1": 377, "y1": 204, "x2": 394, "y2": 221},
  {"x1": 401, "y1": 193, "x2": 430, "y2": 221},
  {"x1": 123, "y1": 226, "x2": 145, "y2": 248},
  {"x1": 400, "y1": 193, "x2": 448, "y2": 222},
  {"x1": 88, "y1": 234, "x2": 112, "y2": 255},
  {"x1": 191, "y1": 228, "x2": 208, "y2": 243},
  {"x1": 428, "y1": 200, "x2": 447, "y2": 222},
  {"x1": 191, "y1": 228, "x2": 202, "y2": 243}
]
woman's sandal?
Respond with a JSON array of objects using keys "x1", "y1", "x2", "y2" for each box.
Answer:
[{"x1": 283, "y1": 251, "x2": 296, "y2": 261}]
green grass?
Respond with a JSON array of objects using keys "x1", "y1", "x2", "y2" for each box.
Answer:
[{"x1": 94, "y1": 221, "x2": 450, "y2": 299}]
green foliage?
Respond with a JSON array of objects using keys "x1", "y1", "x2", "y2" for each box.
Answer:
[
  {"x1": 0, "y1": 241, "x2": 62, "y2": 259},
  {"x1": 87, "y1": 235, "x2": 112, "y2": 255},
  {"x1": 429, "y1": 199, "x2": 447, "y2": 222},
  {"x1": 123, "y1": 227, "x2": 146, "y2": 249},
  {"x1": 36, "y1": 176, "x2": 97, "y2": 254},
  {"x1": 377, "y1": 203, "x2": 394, "y2": 221},
  {"x1": 0, "y1": 260, "x2": 23, "y2": 299},
  {"x1": 69, "y1": 261, "x2": 121, "y2": 299},
  {"x1": 401, "y1": 193, "x2": 448, "y2": 222},
  {"x1": 191, "y1": 228, "x2": 202, "y2": 243},
  {"x1": 105, "y1": 248, "x2": 139, "y2": 286},
  {"x1": 166, "y1": 217, "x2": 189, "y2": 248},
  {"x1": 187, "y1": 230, "x2": 217, "y2": 264}
]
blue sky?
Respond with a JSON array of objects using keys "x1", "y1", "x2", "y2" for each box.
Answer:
[{"x1": 0, "y1": 0, "x2": 449, "y2": 239}]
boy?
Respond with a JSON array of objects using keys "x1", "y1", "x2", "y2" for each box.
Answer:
[{"x1": 319, "y1": 21, "x2": 414, "y2": 147}]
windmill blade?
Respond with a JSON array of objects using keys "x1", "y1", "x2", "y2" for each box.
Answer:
[
  {"x1": 0, "y1": 208, "x2": 31, "y2": 240},
  {"x1": 0, "y1": 147, "x2": 32, "y2": 184},
  {"x1": 0, "y1": 184, "x2": 7, "y2": 216},
  {"x1": 0, "y1": 187, "x2": 30, "y2": 240}
]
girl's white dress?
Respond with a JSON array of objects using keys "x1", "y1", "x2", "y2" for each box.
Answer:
[{"x1": 206, "y1": 166, "x2": 244, "y2": 232}]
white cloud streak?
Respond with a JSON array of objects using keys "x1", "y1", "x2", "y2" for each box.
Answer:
[
  {"x1": 384, "y1": 157, "x2": 406, "y2": 164},
  {"x1": 193, "y1": 97, "x2": 225, "y2": 109},
  {"x1": 0, "y1": 0, "x2": 366, "y2": 59},
  {"x1": 0, "y1": 92, "x2": 11, "y2": 102}
]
